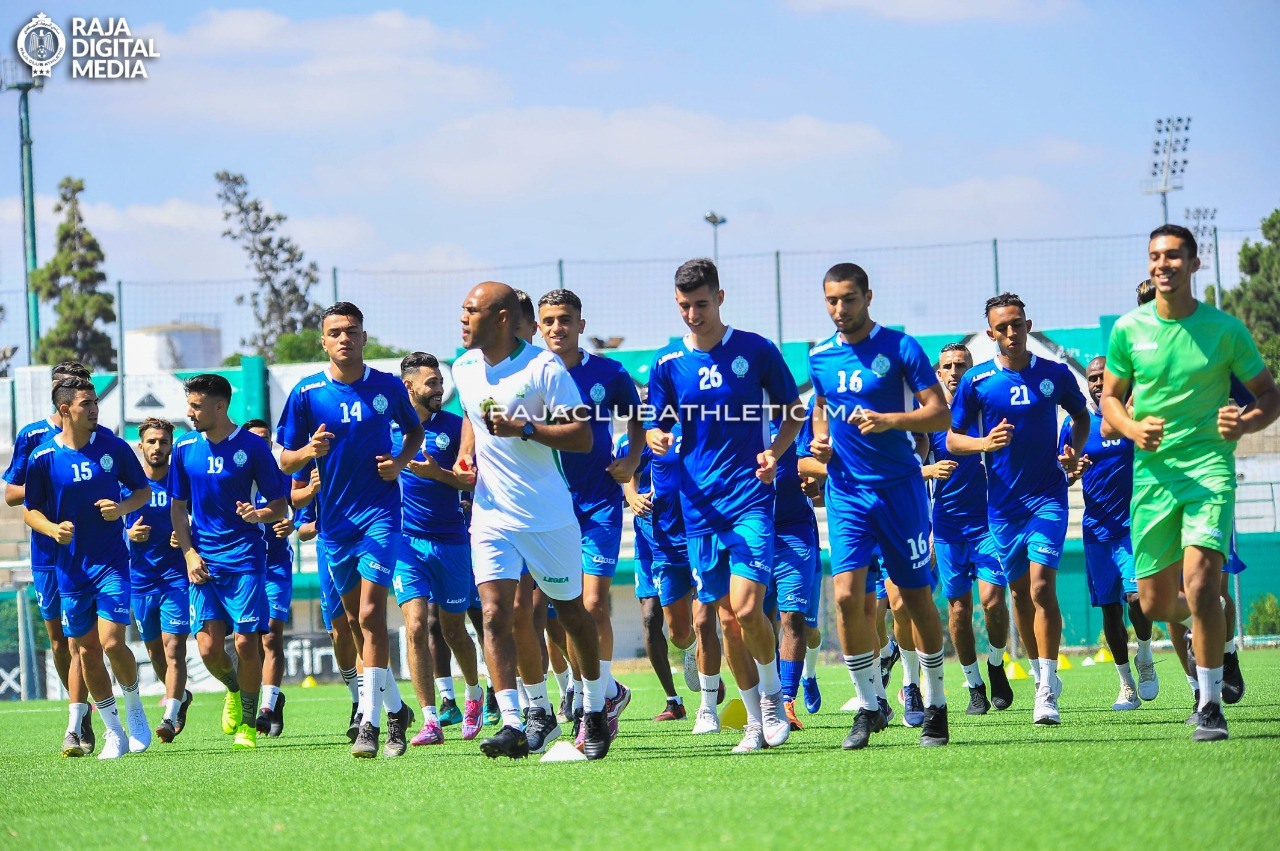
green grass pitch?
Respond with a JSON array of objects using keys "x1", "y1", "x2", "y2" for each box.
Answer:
[{"x1": 2, "y1": 650, "x2": 1277, "y2": 849}]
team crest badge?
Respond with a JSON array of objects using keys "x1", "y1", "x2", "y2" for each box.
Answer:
[
  {"x1": 233, "y1": 450, "x2": 248, "y2": 467},
  {"x1": 1039, "y1": 379, "x2": 1054, "y2": 396},
  {"x1": 100, "y1": 454, "x2": 114, "y2": 472},
  {"x1": 372, "y1": 393, "x2": 389, "y2": 414},
  {"x1": 871, "y1": 354, "x2": 891, "y2": 378},
  {"x1": 435, "y1": 432, "x2": 451, "y2": 450},
  {"x1": 17, "y1": 13, "x2": 65, "y2": 78},
  {"x1": 731, "y1": 356, "x2": 749, "y2": 378},
  {"x1": 590, "y1": 383, "x2": 606, "y2": 404}
]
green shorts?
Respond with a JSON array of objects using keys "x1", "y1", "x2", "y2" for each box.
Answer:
[{"x1": 1131, "y1": 478, "x2": 1234, "y2": 579}]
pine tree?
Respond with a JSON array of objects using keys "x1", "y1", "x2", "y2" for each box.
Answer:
[
  {"x1": 29, "y1": 177, "x2": 116, "y2": 370},
  {"x1": 1222, "y1": 209, "x2": 1280, "y2": 346},
  {"x1": 216, "y1": 171, "x2": 324, "y2": 361}
]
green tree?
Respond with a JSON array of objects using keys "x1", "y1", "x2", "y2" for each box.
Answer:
[
  {"x1": 1221, "y1": 209, "x2": 1280, "y2": 347},
  {"x1": 272, "y1": 328, "x2": 407, "y2": 364},
  {"x1": 216, "y1": 171, "x2": 324, "y2": 361},
  {"x1": 29, "y1": 177, "x2": 116, "y2": 370}
]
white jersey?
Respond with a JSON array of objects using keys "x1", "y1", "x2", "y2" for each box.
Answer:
[{"x1": 452, "y1": 341, "x2": 584, "y2": 532}]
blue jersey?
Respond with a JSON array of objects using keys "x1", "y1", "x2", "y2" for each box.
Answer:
[
  {"x1": 647, "y1": 328, "x2": 798, "y2": 536},
  {"x1": 951, "y1": 355, "x2": 1087, "y2": 523},
  {"x1": 23, "y1": 431, "x2": 148, "y2": 593},
  {"x1": 563, "y1": 351, "x2": 642, "y2": 518},
  {"x1": 5, "y1": 417, "x2": 65, "y2": 569},
  {"x1": 771, "y1": 414, "x2": 816, "y2": 530},
  {"x1": 392, "y1": 410, "x2": 467, "y2": 544},
  {"x1": 621, "y1": 426, "x2": 686, "y2": 549},
  {"x1": 808, "y1": 325, "x2": 937, "y2": 487},
  {"x1": 1059, "y1": 408, "x2": 1133, "y2": 542},
  {"x1": 255, "y1": 486, "x2": 294, "y2": 573},
  {"x1": 276, "y1": 366, "x2": 419, "y2": 543},
  {"x1": 926, "y1": 424, "x2": 989, "y2": 542},
  {"x1": 126, "y1": 476, "x2": 186, "y2": 594},
  {"x1": 170, "y1": 427, "x2": 286, "y2": 573}
]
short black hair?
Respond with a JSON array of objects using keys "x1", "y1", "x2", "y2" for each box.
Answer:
[
  {"x1": 400, "y1": 351, "x2": 440, "y2": 377},
  {"x1": 243, "y1": 418, "x2": 271, "y2": 432},
  {"x1": 984, "y1": 292, "x2": 1026, "y2": 319},
  {"x1": 538, "y1": 289, "x2": 583, "y2": 313},
  {"x1": 322, "y1": 301, "x2": 364, "y2": 326},
  {"x1": 1149, "y1": 224, "x2": 1197, "y2": 259},
  {"x1": 52, "y1": 376, "x2": 93, "y2": 410},
  {"x1": 1136, "y1": 279, "x2": 1155, "y2": 306},
  {"x1": 184, "y1": 373, "x2": 233, "y2": 402},
  {"x1": 512, "y1": 289, "x2": 535, "y2": 326},
  {"x1": 52, "y1": 361, "x2": 90, "y2": 381},
  {"x1": 939, "y1": 342, "x2": 972, "y2": 361},
  {"x1": 138, "y1": 417, "x2": 175, "y2": 439},
  {"x1": 823, "y1": 263, "x2": 870, "y2": 293},
  {"x1": 674, "y1": 258, "x2": 719, "y2": 294}
]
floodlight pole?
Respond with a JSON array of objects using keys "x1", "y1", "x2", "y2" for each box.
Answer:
[
  {"x1": 705, "y1": 211, "x2": 726, "y2": 266},
  {"x1": 1141, "y1": 116, "x2": 1190, "y2": 226},
  {"x1": 3, "y1": 61, "x2": 43, "y2": 364}
]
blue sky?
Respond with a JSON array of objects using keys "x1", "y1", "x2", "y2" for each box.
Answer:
[{"x1": 1, "y1": 1, "x2": 1277, "y2": 355}]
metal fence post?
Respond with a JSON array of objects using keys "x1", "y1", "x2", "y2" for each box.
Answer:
[
  {"x1": 992, "y1": 238, "x2": 1001, "y2": 296},
  {"x1": 331, "y1": 266, "x2": 339, "y2": 305},
  {"x1": 558, "y1": 258, "x2": 564, "y2": 289},
  {"x1": 774, "y1": 250, "x2": 783, "y2": 346},
  {"x1": 1212, "y1": 226, "x2": 1222, "y2": 307},
  {"x1": 115, "y1": 279, "x2": 126, "y2": 438}
]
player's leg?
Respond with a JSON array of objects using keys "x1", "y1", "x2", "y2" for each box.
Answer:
[
  {"x1": 475, "y1": 577, "x2": 530, "y2": 758},
  {"x1": 832, "y1": 567, "x2": 886, "y2": 749},
  {"x1": 37, "y1": 573, "x2": 94, "y2": 754},
  {"x1": 155, "y1": 582, "x2": 192, "y2": 741},
  {"x1": 540, "y1": 590, "x2": 606, "y2": 757},
  {"x1": 258, "y1": 618, "x2": 286, "y2": 734},
  {"x1": 939, "y1": 540, "x2": 985, "y2": 715},
  {"x1": 97, "y1": 609, "x2": 151, "y2": 755},
  {"x1": 1184, "y1": 545, "x2": 1228, "y2": 740},
  {"x1": 725, "y1": 512, "x2": 788, "y2": 750},
  {"x1": 641, "y1": 595, "x2": 680, "y2": 718},
  {"x1": 192, "y1": 581, "x2": 243, "y2": 735},
  {"x1": 774, "y1": 525, "x2": 818, "y2": 728},
  {"x1": 438, "y1": 606, "x2": 483, "y2": 738},
  {"x1": 512, "y1": 573, "x2": 560, "y2": 751},
  {"x1": 425, "y1": 602, "x2": 454, "y2": 714},
  {"x1": 545, "y1": 616, "x2": 570, "y2": 712},
  {"x1": 1085, "y1": 539, "x2": 1138, "y2": 709},
  {"x1": 64, "y1": 597, "x2": 130, "y2": 759},
  {"x1": 875, "y1": 593, "x2": 899, "y2": 686},
  {"x1": 400, "y1": 596, "x2": 443, "y2": 746},
  {"x1": 226, "y1": 574, "x2": 267, "y2": 749},
  {"x1": 1219, "y1": 540, "x2": 1246, "y2": 704},
  {"x1": 977, "y1": 578, "x2": 1013, "y2": 710}
]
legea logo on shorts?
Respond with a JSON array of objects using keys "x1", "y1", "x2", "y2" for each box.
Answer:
[
  {"x1": 445, "y1": 597, "x2": 466, "y2": 605},
  {"x1": 591, "y1": 555, "x2": 616, "y2": 565},
  {"x1": 540, "y1": 575, "x2": 568, "y2": 584},
  {"x1": 1206, "y1": 528, "x2": 1223, "y2": 539},
  {"x1": 1034, "y1": 546, "x2": 1060, "y2": 557}
]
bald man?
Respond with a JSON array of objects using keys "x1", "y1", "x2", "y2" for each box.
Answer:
[{"x1": 451, "y1": 282, "x2": 611, "y2": 760}]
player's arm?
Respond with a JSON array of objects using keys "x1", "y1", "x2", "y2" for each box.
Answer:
[
  {"x1": 108, "y1": 486, "x2": 151, "y2": 519},
  {"x1": 621, "y1": 474, "x2": 652, "y2": 517},
  {"x1": 236, "y1": 497, "x2": 287, "y2": 525},
  {"x1": 296, "y1": 520, "x2": 318, "y2": 542},
  {"x1": 23, "y1": 507, "x2": 73, "y2": 544},
  {"x1": 407, "y1": 452, "x2": 475, "y2": 492},
  {"x1": 491, "y1": 405, "x2": 592, "y2": 452},
  {"x1": 453, "y1": 416, "x2": 477, "y2": 485},
  {"x1": 291, "y1": 468, "x2": 320, "y2": 508},
  {"x1": 607, "y1": 417, "x2": 647, "y2": 484},
  {"x1": 279, "y1": 420, "x2": 334, "y2": 474},
  {"x1": 855, "y1": 383, "x2": 951, "y2": 435},
  {"x1": 171, "y1": 497, "x2": 210, "y2": 584},
  {"x1": 1100, "y1": 370, "x2": 1163, "y2": 451},
  {"x1": 4, "y1": 483, "x2": 22, "y2": 508},
  {"x1": 1222, "y1": 368, "x2": 1280, "y2": 439}
]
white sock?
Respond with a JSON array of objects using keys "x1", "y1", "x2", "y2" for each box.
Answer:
[
  {"x1": 436, "y1": 677, "x2": 456, "y2": 702},
  {"x1": 1186, "y1": 673, "x2": 1198, "y2": 693},
  {"x1": 162, "y1": 698, "x2": 181, "y2": 724},
  {"x1": 669, "y1": 694, "x2": 683, "y2": 705},
  {"x1": 1224, "y1": 637, "x2": 1237, "y2": 654},
  {"x1": 67, "y1": 702, "x2": 89, "y2": 734},
  {"x1": 263, "y1": 685, "x2": 280, "y2": 711},
  {"x1": 843, "y1": 653, "x2": 878, "y2": 712},
  {"x1": 740, "y1": 684, "x2": 762, "y2": 724},
  {"x1": 516, "y1": 678, "x2": 530, "y2": 711},
  {"x1": 572, "y1": 679, "x2": 585, "y2": 713},
  {"x1": 802, "y1": 647, "x2": 819, "y2": 679},
  {"x1": 121, "y1": 678, "x2": 143, "y2": 712},
  {"x1": 359, "y1": 667, "x2": 381, "y2": 726},
  {"x1": 583, "y1": 676, "x2": 605, "y2": 713},
  {"x1": 97, "y1": 696, "x2": 126, "y2": 736},
  {"x1": 1136, "y1": 639, "x2": 1153, "y2": 664},
  {"x1": 341, "y1": 667, "x2": 359, "y2": 703},
  {"x1": 524, "y1": 679, "x2": 552, "y2": 712},
  {"x1": 920, "y1": 650, "x2": 946, "y2": 708},
  {"x1": 874, "y1": 664, "x2": 887, "y2": 701},
  {"x1": 699, "y1": 673, "x2": 720, "y2": 712},
  {"x1": 757, "y1": 656, "x2": 781, "y2": 696},
  {"x1": 601, "y1": 660, "x2": 618, "y2": 700},
  {"x1": 465, "y1": 682, "x2": 483, "y2": 702},
  {"x1": 421, "y1": 704, "x2": 439, "y2": 724},
  {"x1": 496, "y1": 688, "x2": 523, "y2": 730},
  {"x1": 961, "y1": 661, "x2": 983, "y2": 689},
  {"x1": 383, "y1": 667, "x2": 404, "y2": 714},
  {"x1": 1197, "y1": 665, "x2": 1223, "y2": 710},
  {"x1": 988, "y1": 644, "x2": 1005, "y2": 667},
  {"x1": 1030, "y1": 663, "x2": 1040, "y2": 687},
  {"x1": 553, "y1": 667, "x2": 570, "y2": 698},
  {"x1": 900, "y1": 649, "x2": 919, "y2": 687},
  {"x1": 1116, "y1": 662, "x2": 1135, "y2": 686},
  {"x1": 1039, "y1": 658, "x2": 1058, "y2": 691},
  {"x1": 879, "y1": 641, "x2": 894, "y2": 660}
]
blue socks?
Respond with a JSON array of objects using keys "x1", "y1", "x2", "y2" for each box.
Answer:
[{"x1": 779, "y1": 659, "x2": 803, "y2": 702}]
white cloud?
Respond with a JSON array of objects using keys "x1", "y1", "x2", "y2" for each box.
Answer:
[
  {"x1": 399, "y1": 105, "x2": 892, "y2": 199},
  {"x1": 787, "y1": 0, "x2": 1078, "y2": 23},
  {"x1": 991, "y1": 136, "x2": 1103, "y2": 167}
]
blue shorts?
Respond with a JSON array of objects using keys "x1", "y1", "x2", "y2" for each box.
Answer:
[
  {"x1": 317, "y1": 546, "x2": 345, "y2": 632},
  {"x1": 1223, "y1": 530, "x2": 1247, "y2": 575},
  {"x1": 580, "y1": 502, "x2": 623, "y2": 578},
  {"x1": 935, "y1": 533, "x2": 1005, "y2": 600},
  {"x1": 323, "y1": 519, "x2": 400, "y2": 594},
  {"x1": 827, "y1": 479, "x2": 933, "y2": 589},
  {"x1": 769, "y1": 522, "x2": 820, "y2": 617},
  {"x1": 31, "y1": 567, "x2": 60, "y2": 623},
  {"x1": 132, "y1": 581, "x2": 191, "y2": 641},
  {"x1": 634, "y1": 521, "x2": 658, "y2": 600},
  {"x1": 991, "y1": 501, "x2": 1067, "y2": 584},
  {"x1": 190, "y1": 572, "x2": 269, "y2": 634},
  {"x1": 265, "y1": 565, "x2": 293, "y2": 623},
  {"x1": 866, "y1": 558, "x2": 887, "y2": 600},
  {"x1": 1084, "y1": 536, "x2": 1137, "y2": 607},
  {"x1": 394, "y1": 534, "x2": 473, "y2": 613},
  {"x1": 686, "y1": 509, "x2": 774, "y2": 605},
  {"x1": 61, "y1": 570, "x2": 131, "y2": 640}
]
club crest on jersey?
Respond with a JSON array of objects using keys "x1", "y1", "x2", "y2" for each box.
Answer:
[
  {"x1": 233, "y1": 450, "x2": 248, "y2": 467},
  {"x1": 1039, "y1": 379, "x2": 1054, "y2": 396},
  {"x1": 731, "y1": 356, "x2": 749, "y2": 378},
  {"x1": 372, "y1": 394, "x2": 389, "y2": 414},
  {"x1": 590, "y1": 382, "x2": 607, "y2": 404},
  {"x1": 434, "y1": 432, "x2": 451, "y2": 450},
  {"x1": 871, "y1": 354, "x2": 891, "y2": 378},
  {"x1": 100, "y1": 454, "x2": 114, "y2": 472}
]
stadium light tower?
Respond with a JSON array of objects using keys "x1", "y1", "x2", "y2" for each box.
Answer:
[
  {"x1": 704, "y1": 211, "x2": 727, "y2": 266},
  {"x1": 1186, "y1": 206, "x2": 1219, "y2": 302},
  {"x1": 1141, "y1": 116, "x2": 1190, "y2": 225},
  {"x1": 1, "y1": 58, "x2": 44, "y2": 364}
]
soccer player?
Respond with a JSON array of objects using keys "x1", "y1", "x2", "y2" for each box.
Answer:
[
  {"x1": 452, "y1": 280, "x2": 611, "y2": 760},
  {"x1": 4, "y1": 360, "x2": 95, "y2": 753},
  {"x1": 1060, "y1": 357, "x2": 1158, "y2": 710},
  {"x1": 808, "y1": 263, "x2": 952, "y2": 749},
  {"x1": 949, "y1": 293, "x2": 1089, "y2": 726},
  {"x1": 537, "y1": 289, "x2": 645, "y2": 742},
  {"x1": 926, "y1": 343, "x2": 1014, "y2": 715},
  {"x1": 647, "y1": 258, "x2": 804, "y2": 753},
  {"x1": 172, "y1": 374, "x2": 287, "y2": 750},
  {"x1": 392, "y1": 351, "x2": 485, "y2": 745},
  {"x1": 23, "y1": 376, "x2": 152, "y2": 759},
  {"x1": 278, "y1": 302, "x2": 423, "y2": 758},
  {"x1": 1102, "y1": 225, "x2": 1278, "y2": 741},
  {"x1": 126, "y1": 417, "x2": 193, "y2": 743},
  {"x1": 243, "y1": 419, "x2": 295, "y2": 736}
]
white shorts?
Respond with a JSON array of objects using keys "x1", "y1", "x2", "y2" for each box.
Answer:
[{"x1": 471, "y1": 522, "x2": 584, "y2": 602}]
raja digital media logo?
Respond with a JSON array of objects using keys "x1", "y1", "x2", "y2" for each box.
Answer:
[{"x1": 16, "y1": 12, "x2": 158, "y2": 80}]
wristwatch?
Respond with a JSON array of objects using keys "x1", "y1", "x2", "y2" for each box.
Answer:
[{"x1": 521, "y1": 422, "x2": 536, "y2": 441}]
